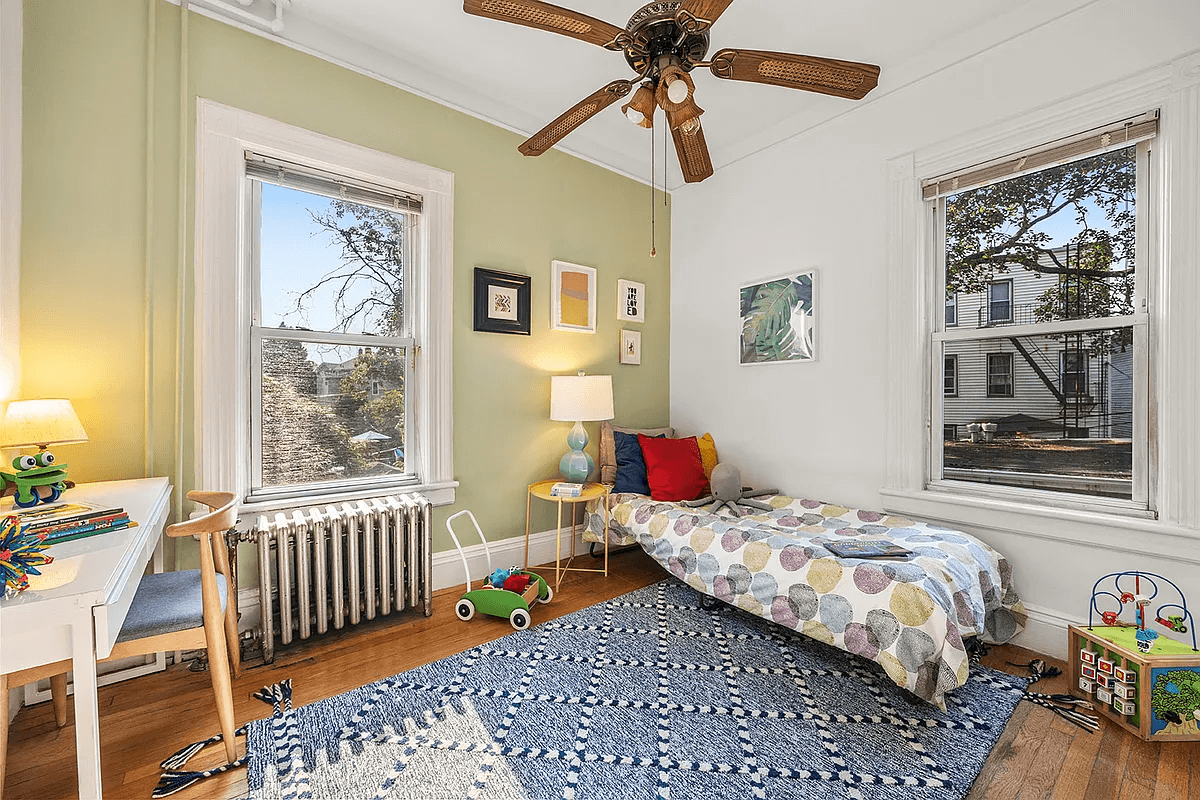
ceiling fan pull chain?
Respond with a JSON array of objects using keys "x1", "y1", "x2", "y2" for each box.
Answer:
[{"x1": 650, "y1": 112, "x2": 656, "y2": 258}]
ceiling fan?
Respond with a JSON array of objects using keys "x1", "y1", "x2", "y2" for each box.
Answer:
[{"x1": 463, "y1": 0, "x2": 881, "y2": 183}]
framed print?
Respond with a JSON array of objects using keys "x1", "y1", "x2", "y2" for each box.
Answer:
[
  {"x1": 551, "y1": 260, "x2": 597, "y2": 333},
  {"x1": 617, "y1": 279, "x2": 645, "y2": 323},
  {"x1": 473, "y1": 267, "x2": 531, "y2": 335},
  {"x1": 739, "y1": 270, "x2": 817, "y2": 365},
  {"x1": 620, "y1": 329, "x2": 641, "y2": 365}
]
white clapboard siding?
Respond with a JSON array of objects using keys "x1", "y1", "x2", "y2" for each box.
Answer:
[{"x1": 942, "y1": 260, "x2": 1134, "y2": 441}]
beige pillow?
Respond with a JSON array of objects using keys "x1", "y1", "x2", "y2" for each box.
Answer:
[{"x1": 598, "y1": 421, "x2": 675, "y2": 486}]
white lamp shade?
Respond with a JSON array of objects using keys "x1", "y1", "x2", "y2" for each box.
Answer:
[
  {"x1": 0, "y1": 399, "x2": 90, "y2": 448},
  {"x1": 550, "y1": 375, "x2": 614, "y2": 422}
]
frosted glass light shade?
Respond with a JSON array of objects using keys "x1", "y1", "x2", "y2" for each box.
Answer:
[
  {"x1": 0, "y1": 399, "x2": 89, "y2": 448},
  {"x1": 550, "y1": 374, "x2": 614, "y2": 422}
]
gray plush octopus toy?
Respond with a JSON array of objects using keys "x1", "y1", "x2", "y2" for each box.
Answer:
[{"x1": 682, "y1": 463, "x2": 777, "y2": 518}]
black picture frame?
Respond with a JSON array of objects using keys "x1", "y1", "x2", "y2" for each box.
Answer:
[{"x1": 473, "y1": 267, "x2": 532, "y2": 335}]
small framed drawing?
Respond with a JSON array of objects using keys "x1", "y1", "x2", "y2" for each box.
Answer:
[
  {"x1": 739, "y1": 270, "x2": 817, "y2": 365},
  {"x1": 620, "y1": 329, "x2": 642, "y2": 365},
  {"x1": 551, "y1": 260, "x2": 597, "y2": 333},
  {"x1": 617, "y1": 279, "x2": 645, "y2": 323},
  {"x1": 473, "y1": 267, "x2": 531, "y2": 335}
]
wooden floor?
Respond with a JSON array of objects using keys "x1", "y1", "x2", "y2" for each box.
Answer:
[{"x1": 4, "y1": 547, "x2": 1196, "y2": 800}]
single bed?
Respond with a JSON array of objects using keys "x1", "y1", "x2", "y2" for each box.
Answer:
[{"x1": 582, "y1": 426, "x2": 1027, "y2": 709}]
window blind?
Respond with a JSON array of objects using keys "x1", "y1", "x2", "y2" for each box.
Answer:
[
  {"x1": 922, "y1": 111, "x2": 1158, "y2": 201},
  {"x1": 245, "y1": 153, "x2": 423, "y2": 213}
]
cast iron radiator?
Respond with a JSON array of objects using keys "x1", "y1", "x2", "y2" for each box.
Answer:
[{"x1": 247, "y1": 494, "x2": 433, "y2": 663}]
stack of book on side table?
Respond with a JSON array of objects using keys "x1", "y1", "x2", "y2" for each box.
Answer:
[
  {"x1": 549, "y1": 482, "x2": 584, "y2": 498},
  {"x1": 14, "y1": 501, "x2": 136, "y2": 544}
]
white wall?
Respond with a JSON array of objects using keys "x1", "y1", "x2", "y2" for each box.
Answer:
[
  {"x1": 670, "y1": 0, "x2": 1200, "y2": 657},
  {"x1": 0, "y1": 0, "x2": 19, "y2": 726}
]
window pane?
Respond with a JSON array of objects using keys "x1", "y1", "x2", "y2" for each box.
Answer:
[
  {"x1": 257, "y1": 181, "x2": 406, "y2": 336},
  {"x1": 258, "y1": 339, "x2": 406, "y2": 490},
  {"x1": 944, "y1": 356, "x2": 957, "y2": 395},
  {"x1": 946, "y1": 147, "x2": 1136, "y2": 328},
  {"x1": 945, "y1": 294, "x2": 957, "y2": 326},
  {"x1": 942, "y1": 326, "x2": 1134, "y2": 499}
]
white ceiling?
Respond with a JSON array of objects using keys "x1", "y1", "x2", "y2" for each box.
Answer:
[{"x1": 210, "y1": 0, "x2": 1094, "y2": 189}]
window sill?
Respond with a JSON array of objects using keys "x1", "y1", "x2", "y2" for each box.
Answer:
[
  {"x1": 239, "y1": 480, "x2": 457, "y2": 516},
  {"x1": 879, "y1": 486, "x2": 1200, "y2": 563}
]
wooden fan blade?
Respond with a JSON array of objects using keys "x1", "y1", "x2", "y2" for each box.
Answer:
[
  {"x1": 670, "y1": 121, "x2": 714, "y2": 184},
  {"x1": 710, "y1": 48, "x2": 880, "y2": 100},
  {"x1": 675, "y1": 0, "x2": 735, "y2": 33},
  {"x1": 518, "y1": 80, "x2": 633, "y2": 157},
  {"x1": 463, "y1": 0, "x2": 629, "y2": 50}
]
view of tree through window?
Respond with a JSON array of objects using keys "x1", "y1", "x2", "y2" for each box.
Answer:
[
  {"x1": 254, "y1": 180, "x2": 410, "y2": 491},
  {"x1": 940, "y1": 146, "x2": 1140, "y2": 499}
]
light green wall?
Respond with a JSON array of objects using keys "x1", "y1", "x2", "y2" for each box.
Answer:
[{"x1": 20, "y1": 0, "x2": 670, "y2": 568}]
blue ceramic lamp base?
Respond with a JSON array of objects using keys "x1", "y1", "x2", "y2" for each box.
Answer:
[{"x1": 559, "y1": 420, "x2": 594, "y2": 482}]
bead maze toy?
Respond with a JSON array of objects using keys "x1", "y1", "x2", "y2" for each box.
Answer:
[
  {"x1": 1068, "y1": 571, "x2": 1200, "y2": 741},
  {"x1": 446, "y1": 510, "x2": 552, "y2": 631}
]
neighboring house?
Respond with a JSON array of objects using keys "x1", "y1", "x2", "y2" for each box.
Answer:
[
  {"x1": 314, "y1": 347, "x2": 400, "y2": 400},
  {"x1": 943, "y1": 253, "x2": 1134, "y2": 441}
]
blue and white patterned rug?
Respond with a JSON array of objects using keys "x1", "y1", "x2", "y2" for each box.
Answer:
[{"x1": 244, "y1": 580, "x2": 1028, "y2": 800}]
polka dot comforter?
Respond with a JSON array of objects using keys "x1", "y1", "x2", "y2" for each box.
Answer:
[{"x1": 606, "y1": 494, "x2": 1028, "y2": 710}]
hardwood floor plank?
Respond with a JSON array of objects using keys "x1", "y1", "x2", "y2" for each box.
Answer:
[{"x1": 0, "y1": 548, "x2": 1179, "y2": 800}]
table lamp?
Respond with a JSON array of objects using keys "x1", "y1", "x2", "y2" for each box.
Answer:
[
  {"x1": 550, "y1": 371, "x2": 613, "y2": 482},
  {"x1": 1, "y1": 398, "x2": 89, "y2": 507}
]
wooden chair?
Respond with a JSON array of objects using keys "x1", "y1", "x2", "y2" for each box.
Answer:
[{"x1": 0, "y1": 491, "x2": 242, "y2": 796}]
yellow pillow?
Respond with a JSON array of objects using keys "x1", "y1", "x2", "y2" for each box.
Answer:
[{"x1": 697, "y1": 433, "x2": 718, "y2": 480}]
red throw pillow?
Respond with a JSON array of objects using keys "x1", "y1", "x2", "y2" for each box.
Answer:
[{"x1": 638, "y1": 434, "x2": 708, "y2": 502}]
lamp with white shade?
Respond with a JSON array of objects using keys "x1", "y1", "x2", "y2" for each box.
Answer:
[{"x1": 550, "y1": 372, "x2": 613, "y2": 482}]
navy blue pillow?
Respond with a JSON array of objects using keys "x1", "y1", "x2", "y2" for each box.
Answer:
[{"x1": 612, "y1": 431, "x2": 662, "y2": 495}]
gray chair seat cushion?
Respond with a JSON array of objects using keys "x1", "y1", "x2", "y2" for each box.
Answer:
[{"x1": 116, "y1": 570, "x2": 227, "y2": 643}]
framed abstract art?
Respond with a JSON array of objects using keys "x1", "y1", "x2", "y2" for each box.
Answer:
[{"x1": 473, "y1": 267, "x2": 531, "y2": 335}]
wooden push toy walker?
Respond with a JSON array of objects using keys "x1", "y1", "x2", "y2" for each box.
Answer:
[
  {"x1": 1068, "y1": 571, "x2": 1200, "y2": 741},
  {"x1": 446, "y1": 510, "x2": 552, "y2": 631}
]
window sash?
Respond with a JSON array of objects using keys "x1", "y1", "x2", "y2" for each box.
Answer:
[
  {"x1": 943, "y1": 355, "x2": 958, "y2": 396},
  {"x1": 928, "y1": 138, "x2": 1152, "y2": 511},
  {"x1": 246, "y1": 173, "x2": 417, "y2": 500},
  {"x1": 988, "y1": 281, "x2": 1013, "y2": 323},
  {"x1": 1061, "y1": 351, "x2": 1089, "y2": 397},
  {"x1": 945, "y1": 294, "x2": 957, "y2": 326},
  {"x1": 986, "y1": 353, "x2": 1014, "y2": 397}
]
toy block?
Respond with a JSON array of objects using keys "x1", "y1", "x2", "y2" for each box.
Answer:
[
  {"x1": 1096, "y1": 687, "x2": 1113, "y2": 704},
  {"x1": 1114, "y1": 697, "x2": 1137, "y2": 715},
  {"x1": 1080, "y1": 649, "x2": 1097, "y2": 665},
  {"x1": 1079, "y1": 677, "x2": 1094, "y2": 693},
  {"x1": 1114, "y1": 682, "x2": 1136, "y2": 699},
  {"x1": 1096, "y1": 673, "x2": 1114, "y2": 689},
  {"x1": 1113, "y1": 665, "x2": 1130, "y2": 682},
  {"x1": 1097, "y1": 657, "x2": 1114, "y2": 675},
  {"x1": 1081, "y1": 664, "x2": 1096, "y2": 679}
]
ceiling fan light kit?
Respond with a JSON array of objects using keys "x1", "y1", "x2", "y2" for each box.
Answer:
[{"x1": 465, "y1": 0, "x2": 881, "y2": 184}]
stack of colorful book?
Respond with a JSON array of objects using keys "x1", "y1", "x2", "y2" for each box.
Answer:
[{"x1": 15, "y1": 502, "x2": 136, "y2": 544}]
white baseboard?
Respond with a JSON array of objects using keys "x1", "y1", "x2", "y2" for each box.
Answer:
[
  {"x1": 431, "y1": 524, "x2": 592, "y2": 592},
  {"x1": 1011, "y1": 603, "x2": 1085, "y2": 660},
  {"x1": 234, "y1": 526, "x2": 596, "y2": 635}
]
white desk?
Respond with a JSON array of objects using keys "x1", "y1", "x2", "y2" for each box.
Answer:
[{"x1": 1, "y1": 477, "x2": 171, "y2": 800}]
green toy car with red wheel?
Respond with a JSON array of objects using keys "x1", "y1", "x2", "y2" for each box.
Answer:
[{"x1": 446, "y1": 510, "x2": 553, "y2": 630}]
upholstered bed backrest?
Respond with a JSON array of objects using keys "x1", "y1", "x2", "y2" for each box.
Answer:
[{"x1": 598, "y1": 421, "x2": 675, "y2": 486}]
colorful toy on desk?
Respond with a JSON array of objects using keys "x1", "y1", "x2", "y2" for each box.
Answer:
[
  {"x1": 0, "y1": 514, "x2": 53, "y2": 594},
  {"x1": 0, "y1": 452, "x2": 71, "y2": 508}
]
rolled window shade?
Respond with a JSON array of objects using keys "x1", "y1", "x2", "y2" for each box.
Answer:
[
  {"x1": 245, "y1": 153, "x2": 423, "y2": 213},
  {"x1": 922, "y1": 111, "x2": 1158, "y2": 201}
]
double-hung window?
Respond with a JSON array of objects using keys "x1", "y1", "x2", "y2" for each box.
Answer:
[
  {"x1": 945, "y1": 293, "x2": 958, "y2": 326},
  {"x1": 246, "y1": 155, "x2": 421, "y2": 500},
  {"x1": 928, "y1": 114, "x2": 1155, "y2": 506}
]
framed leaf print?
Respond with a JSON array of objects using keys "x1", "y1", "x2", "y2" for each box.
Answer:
[{"x1": 739, "y1": 270, "x2": 817, "y2": 365}]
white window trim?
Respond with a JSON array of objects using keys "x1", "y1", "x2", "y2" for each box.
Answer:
[
  {"x1": 0, "y1": 0, "x2": 20, "y2": 410},
  {"x1": 884, "y1": 51, "x2": 1200, "y2": 553},
  {"x1": 194, "y1": 99, "x2": 456, "y2": 510}
]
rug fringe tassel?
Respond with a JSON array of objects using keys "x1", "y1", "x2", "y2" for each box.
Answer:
[
  {"x1": 1023, "y1": 690, "x2": 1100, "y2": 732},
  {"x1": 151, "y1": 680, "x2": 290, "y2": 797}
]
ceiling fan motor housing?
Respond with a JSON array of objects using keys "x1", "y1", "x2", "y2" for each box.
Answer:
[{"x1": 623, "y1": 1, "x2": 710, "y2": 79}]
